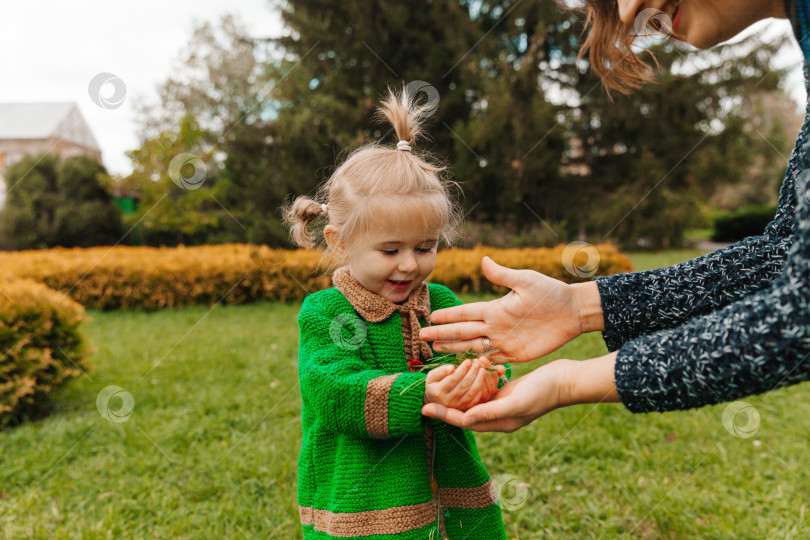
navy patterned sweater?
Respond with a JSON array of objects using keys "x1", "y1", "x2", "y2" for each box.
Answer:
[{"x1": 595, "y1": 0, "x2": 810, "y2": 413}]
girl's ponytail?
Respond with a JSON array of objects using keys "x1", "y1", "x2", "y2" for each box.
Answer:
[
  {"x1": 283, "y1": 196, "x2": 326, "y2": 248},
  {"x1": 375, "y1": 87, "x2": 432, "y2": 148}
]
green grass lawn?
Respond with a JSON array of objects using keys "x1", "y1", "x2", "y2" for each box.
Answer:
[{"x1": 2, "y1": 249, "x2": 808, "y2": 538}]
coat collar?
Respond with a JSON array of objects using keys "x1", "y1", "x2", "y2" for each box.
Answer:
[{"x1": 332, "y1": 266, "x2": 433, "y2": 361}]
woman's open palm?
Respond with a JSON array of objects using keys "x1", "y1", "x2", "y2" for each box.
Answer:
[{"x1": 420, "y1": 257, "x2": 585, "y2": 363}]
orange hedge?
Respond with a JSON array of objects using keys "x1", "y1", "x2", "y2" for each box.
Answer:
[
  {"x1": 0, "y1": 278, "x2": 90, "y2": 428},
  {"x1": 0, "y1": 243, "x2": 632, "y2": 310}
]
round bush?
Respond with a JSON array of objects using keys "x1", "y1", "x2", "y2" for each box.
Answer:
[{"x1": 0, "y1": 278, "x2": 90, "y2": 428}]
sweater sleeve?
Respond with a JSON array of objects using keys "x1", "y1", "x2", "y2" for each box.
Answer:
[
  {"x1": 614, "y1": 194, "x2": 810, "y2": 413},
  {"x1": 595, "y1": 153, "x2": 799, "y2": 351},
  {"x1": 297, "y1": 294, "x2": 426, "y2": 438}
]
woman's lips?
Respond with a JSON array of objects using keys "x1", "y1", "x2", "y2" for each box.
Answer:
[
  {"x1": 672, "y1": 1, "x2": 682, "y2": 33},
  {"x1": 387, "y1": 280, "x2": 412, "y2": 291}
]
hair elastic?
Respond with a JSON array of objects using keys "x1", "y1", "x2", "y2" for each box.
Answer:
[
  {"x1": 396, "y1": 140, "x2": 412, "y2": 152},
  {"x1": 321, "y1": 203, "x2": 328, "y2": 215}
]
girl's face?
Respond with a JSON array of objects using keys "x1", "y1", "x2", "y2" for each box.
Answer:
[
  {"x1": 616, "y1": 0, "x2": 787, "y2": 49},
  {"x1": 336, "y1": 220, "x2": 441, "y2": 303}
]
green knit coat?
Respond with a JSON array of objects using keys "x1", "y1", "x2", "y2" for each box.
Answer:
[{"x1": 296, "y1": 283, "x2": 509, "y2": 539}]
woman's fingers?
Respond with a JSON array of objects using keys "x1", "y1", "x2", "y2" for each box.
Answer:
[
  {"x1": 427, "y1": 303, "x2": 488, "y2": 325},
  {"x1": 481, "y1": 256, "x2": 532, "y2": 290},
  {"x1": 422, "y1": 396, "x2": 519, "y2": 432},
  {"x1": 460, "y1": 417, "x2": 521, "y2": 433},
  {"x1": 461, "y1": 398, "x2": 517, "y2": 429},
  {"x1": 421, "y1": 402, "x2": 466, "y2": 425},
  {"x1": 430, "y1": 340, "x2": 480, "y2": 354},
  {"x1": 419, "y1": 321, "x2": 488, "y2": 342}
]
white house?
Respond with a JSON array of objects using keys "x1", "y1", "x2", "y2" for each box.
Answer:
[{"x1": 0, "y1": 102, "x2": 102, "y2": 207}]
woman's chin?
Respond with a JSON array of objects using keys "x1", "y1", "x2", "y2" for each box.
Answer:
[{"x1": 686, "y1": 20, "x2": 749, "y2": 50}]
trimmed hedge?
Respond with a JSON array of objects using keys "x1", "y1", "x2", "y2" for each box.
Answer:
[
  {"x1": 0, "y1": 278, "x2": 90, "y2": 428},
  {"x1": 712, "y1": 205, "x2": 777, "y2": 242},
  {"x1": 432, "y1": 244, "x2": 632, "y2": 294},
  {"x1": 0, "y1": 243, "x2": 633, "y2": 310}
]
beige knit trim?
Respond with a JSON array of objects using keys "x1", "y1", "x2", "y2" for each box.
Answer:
[
  {"x1": 298, "y1": 500, "x2": 437, "y2": 536},
  {"x1": 438, "y1": 479, "x2": 499, "y2": 509},
  {"x1": 364, "y1": 374, "x2": 400, "y2": 438}
]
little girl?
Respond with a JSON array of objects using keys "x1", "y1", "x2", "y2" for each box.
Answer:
[{"x1": 284, "y1": 88, "x2": 510, "y2": 539}]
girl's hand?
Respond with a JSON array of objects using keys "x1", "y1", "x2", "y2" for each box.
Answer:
[
  {"x1": 423, "y1": 360, "x2": 566, "y2": 431},
  {"x1": 423, "y1": 358, "x2": 505, "y2": 412},
  {"x1": 421, "y1": 353, "x2": 620, "y2": 432},
  {"x1": 419, "y1": 257, "x2": 604, "y2": 363}
]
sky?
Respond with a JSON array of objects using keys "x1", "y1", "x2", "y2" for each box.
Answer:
[
  {"x1": 0, "y1": 0, "x2": 283, "y2": 176},
  {"x1": 0, "y1": 1, "x2": 804, "y2": 177}
]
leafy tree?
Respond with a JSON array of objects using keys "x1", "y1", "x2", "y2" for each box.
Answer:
[
  {"x1": 121, "y1": 4, "x2": 796, "y2": 249},
  {"x1": 561, "y1": 35, "x2": 792, "y2": 247},
  {"x1": 0, "y1": 155, "x2": 124, "y2": 249},
  {"x1": 134, "y1": 14, "x2": 273, "y2": 141},
  {"x1": 451, "y1": 1, "x2": 571, "y2": 228},
  {"x1": 120, "y1": 114, "x2": 227, "y2": 246}
]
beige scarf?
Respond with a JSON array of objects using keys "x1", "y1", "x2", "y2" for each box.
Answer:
[{"x1": 332, "y1": 266, "x2": 433, "y2": 362}]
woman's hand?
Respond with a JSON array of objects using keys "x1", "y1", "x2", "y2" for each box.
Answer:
[
  {"x1": 419, "y1": 257, "x2": 604, "y2": 363},
  {"x1": 423, "y1": 358, "x2": 505, "y2": 412},
  {"x1": 422, "y1": 353, "x2": 620, "y2": 432}
]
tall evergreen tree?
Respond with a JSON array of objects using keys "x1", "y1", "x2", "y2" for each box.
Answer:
[{"x1": 120, "y1": 4, "x2": 795, "y2": 248}]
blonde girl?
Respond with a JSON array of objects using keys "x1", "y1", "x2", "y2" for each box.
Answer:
[{"x1": 284, "y1": 88, "x2": 509, "y2": 539}]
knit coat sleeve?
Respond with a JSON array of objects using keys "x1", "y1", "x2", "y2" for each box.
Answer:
[
  {"x1": 595, "y1": 117, "x2": 800, "y2": 352},
  {"x1": 297, "y1": 293, "x2": 427, "y2": 438}
]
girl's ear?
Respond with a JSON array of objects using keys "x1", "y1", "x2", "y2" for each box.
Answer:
[{"x1": 324, "y1": 226, "x2": 345, "y2": 256}]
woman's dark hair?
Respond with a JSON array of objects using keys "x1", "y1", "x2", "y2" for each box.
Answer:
[{"x1": 562, "y1": 0, "x2": 661, "y2": 94}]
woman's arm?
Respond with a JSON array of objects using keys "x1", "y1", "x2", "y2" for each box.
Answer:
[
  {"x1": 598, "y1": 231, "x2": 793, "y2": 351},
  {"x1": 424, "y1": 208, "x2": 810, "y2": 429},
  {"x1": 613, "y1": 241, "x2": 810, "y2": 412},
  {"x1": 421, "y1": 210, "x2": 794, "y2": 363},
  {"x1": 598, "y1": 152, "x2": 799, "y2": 351}
]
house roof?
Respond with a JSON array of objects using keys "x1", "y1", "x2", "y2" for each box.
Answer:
[{"x1": 0, "y1": 102, "x2": 101, "y2": 152}]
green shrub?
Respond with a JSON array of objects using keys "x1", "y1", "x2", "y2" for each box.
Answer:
[
  {"x1": 712, "y1": 205, "x2": 778, "y2": 242},
  {"x1": 0, "y1": 278, "x2": 90, "y2": 428},
  {"x1": 0, "y1": 154, "x2": 124, "y2": 249}
]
